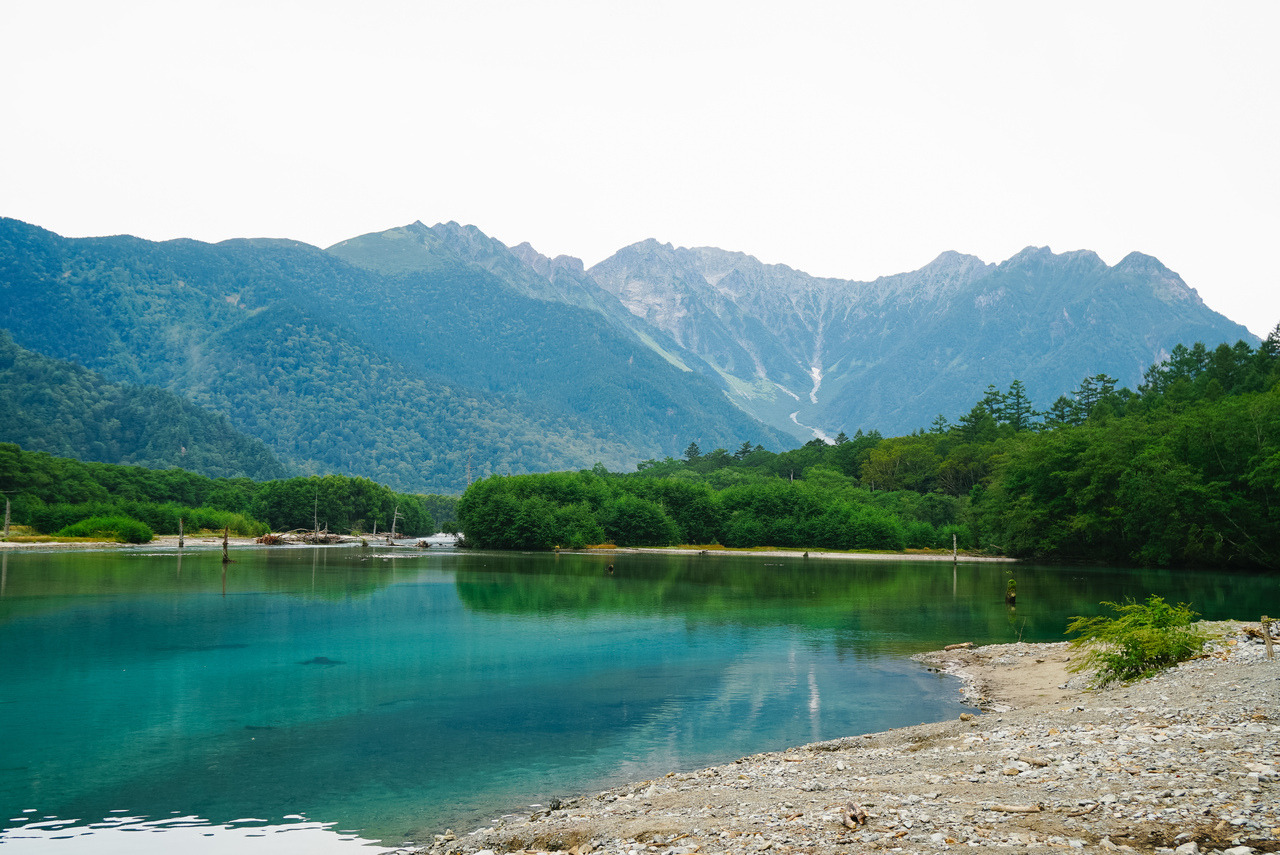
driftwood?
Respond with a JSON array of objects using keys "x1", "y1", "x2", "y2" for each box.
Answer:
[
  {"x1": 989, "y1": 803, "x2": 1042, "y2": 813},
  {"x1": 267, "y1": 529, "x2": 359, "y2": 545},
  {"x1": 841, "y1": 802, "x2": 868, "y2": 828},
  {"x1": 944, "y1": 642, "x2": 974, "y2": 651}
]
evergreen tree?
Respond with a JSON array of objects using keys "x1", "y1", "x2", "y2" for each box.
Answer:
[
  {"x1": 956, "y1": 404, "x2": 997, "y2": 442},
  {"x1": 1004, "y1": 380, "x2": 1035, "y2": 431},
  {"x1": 979, "y1": 384, "x2": 1006, "y2": 422},
  {"x1": 1073, "y1": 374, "x2": 1118, "y2": 419},
  {"x1": 1041, "y1": 395, "x2": 1081, "y2": 429},
  {"x1": 1264, "y1": 322, "x2": 1280, "y2": 359}
]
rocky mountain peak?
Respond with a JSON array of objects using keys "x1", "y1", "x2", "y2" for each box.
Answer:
[
  {"x1": 924, "y1": 250, "x2": 987, "y2": 270},
  {"x1": 429, "y1": 221, "x2": 493, "y2": 252},
  {"x1": 510, "y1": 241, "x2": 551, "y2": 276},
  {"x1": 1114, "y1": 251, "x2": 1175, "y2": 277},
  {"x1": 624, "y1": 238, "x2": 675, "y2": 255},
  {"x1": 996, "y1": 246, "x2": 1111, "y2": 281},
  {"x1": 510, "y1": 241, "x2": 586, "y2": 279},
  {"x1": 1114, "y1": 251, "x2": 1201, "y2": 305},
  {"x1": 552, "y1": 254, "x2": 585, "y2": 274},
  {"x1": 914, "y1": 250, "x2": 994, "y2": 282}
]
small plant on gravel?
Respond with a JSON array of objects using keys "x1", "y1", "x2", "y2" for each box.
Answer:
[{"x1": 1066, "y1": 595, "x2": 1208, "y2": 686}]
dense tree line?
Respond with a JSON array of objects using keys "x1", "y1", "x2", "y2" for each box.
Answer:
[
  {"x1": 976, "y1": 335, "x2": 1280, "y2": 566},
  {"x1": 456, "y1": 468, "x2": 971, "y2": 553},
  {"x1": 0, "y1": 443, "x2": 454, "y2": 537},
  {"x1": 459, "y1": 330, "x2": 1280, "y2": 568}
]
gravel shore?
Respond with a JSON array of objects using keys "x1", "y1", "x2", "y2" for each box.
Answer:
[{"x1": 417, "y1": 622, "x2": 1277, "y2": 855}]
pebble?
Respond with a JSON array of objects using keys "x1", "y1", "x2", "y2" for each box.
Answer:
[{"x1": 417, "y1": 623, "x2": 1279, "y2": 855}]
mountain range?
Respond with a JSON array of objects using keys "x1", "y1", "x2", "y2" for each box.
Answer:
[
  {"x1": 587, "y1": 241, "x2": 1258, "y2": 439},
  {"x1": 0, "y1": 216, "x2": 1258, "y2": 492}
]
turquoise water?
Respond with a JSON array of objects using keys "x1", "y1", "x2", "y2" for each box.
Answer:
[{"x1": 0, "y1": 547, "x2": 1275, "y2": 851}]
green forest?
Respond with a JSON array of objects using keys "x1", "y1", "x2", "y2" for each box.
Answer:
[
  {"x1": 3, "y1": 328, "x2": 1277, "y2": 567},
  {"x1": 0, "y1": 443, "x2": 456, "y2": 542},
  {"x1": 458, "y1": 332, "x2": 1280, "y2": 569},
  {"x1": 0, "y1": 330, "x2": 289, "y2": 480}
]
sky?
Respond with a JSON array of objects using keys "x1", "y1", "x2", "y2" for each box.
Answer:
[{"x1": 2, "y1": 1, "x2": 1277, "y2": 336}]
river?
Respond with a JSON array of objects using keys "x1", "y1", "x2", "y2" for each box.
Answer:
[{"x1": 0, "y1": 545, "x2": 1273, "y2": 851}]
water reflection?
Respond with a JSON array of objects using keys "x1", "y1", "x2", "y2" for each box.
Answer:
[
  {"x1": 0, "y1": 546, "x2": 1275, "y2": 850},
  {"x1": 453, "y1": 551, "x2": 1279, "y2": 650}
]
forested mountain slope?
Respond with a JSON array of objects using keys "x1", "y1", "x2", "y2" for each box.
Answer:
[
  {"x1": 0, "y1": 218, "x2": 789, "y2": 492},
  {"x1": 0, "y1": 331, "x2": 288, "y2": 480}
]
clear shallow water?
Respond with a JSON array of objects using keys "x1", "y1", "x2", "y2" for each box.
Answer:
[{"x1": 0, "y1": 547, "x2": 1275, "y2": 851}]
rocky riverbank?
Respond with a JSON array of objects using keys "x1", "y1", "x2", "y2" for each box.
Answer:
[{"x1": 417, "y1": 623, "x2": 1277, "y2": 855}]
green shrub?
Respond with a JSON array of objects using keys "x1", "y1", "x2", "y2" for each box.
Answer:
[
  {"x1": 25, "y1": 501, "x2": 267, "y2": 538},
  {"x1": 936, "y1": 523, "x2": 974, "y2": 550},
  {"x1": 904, "y1": 519, "x2": 937, "y2": 549},
  {"x1": 56, "y1": 515, "x2": 154, "y2": 544},
  {"x1": 1066, "y1": 596, "x2": 1207, "y2": 686}
]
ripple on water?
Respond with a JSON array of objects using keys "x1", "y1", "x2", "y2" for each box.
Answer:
[{"x1": 0, "y1": 812, "x2": 399, "y2": 853}]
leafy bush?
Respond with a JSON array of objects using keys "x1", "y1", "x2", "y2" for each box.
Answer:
[
  {"x1": 56, "y1": 515, "x2": 154, "y2": 544},
  {"x1": 1066, "y1": 596, "x2": 1207, "y2": 686},
  {"x1": 25, "y1": 500, "x2": 266, "y2": 537}
]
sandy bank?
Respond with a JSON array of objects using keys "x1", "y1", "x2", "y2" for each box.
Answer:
[
  {"x1": 418, "y1": 623, "x2": 1278, "y2": 855},
  {"x1": 0, "y1": 534, "x2": 448, "y2": 551},
  {"x1": 579, "y1": 546, "x2": 1014, "y2": 563},
  {"x1": 1, "y1": 538, "x2": 1005, "y2": 564},
  {"x1": 0, "y1": 534, "x2": 263, "y2": 551}
]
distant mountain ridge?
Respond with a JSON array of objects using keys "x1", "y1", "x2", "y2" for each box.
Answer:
[
  {"x1": 586, "y1": 240, "x2": 1257, "y2": 438},
  {"x1": 328, "y1": 221, "x2": 705, "y2": 374},
  {"x1": 0, "y1": 215, "x2": 1259, "y2": 491}
]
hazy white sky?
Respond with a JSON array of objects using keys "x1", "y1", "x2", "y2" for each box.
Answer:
[{"x1": 3, "y1": 1, "x2": 1277, "y2": 335}]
